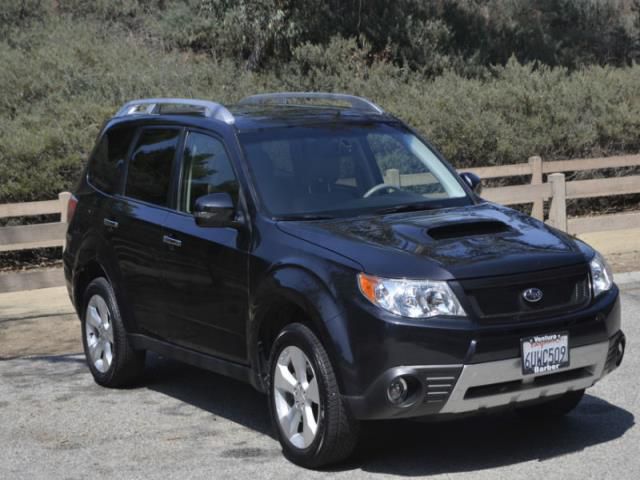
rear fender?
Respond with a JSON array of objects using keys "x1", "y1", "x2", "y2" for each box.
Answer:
[{"x1": 71, "y1": 232, "x2": 135, "y2": 332}]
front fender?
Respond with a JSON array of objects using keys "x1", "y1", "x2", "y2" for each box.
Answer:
[{"x1": 247, "y1": 264, "x2": 355, "y2": 393}]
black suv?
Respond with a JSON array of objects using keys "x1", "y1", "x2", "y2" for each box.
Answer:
[{"x1": 64, "y1": 93, "x2": 625, "y2": 468}]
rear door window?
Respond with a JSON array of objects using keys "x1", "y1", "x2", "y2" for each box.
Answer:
[
  {"x1": 88, "y1": 126, "x2": 136, "y2": 194},
  {"x1": 125, "y1": 128, "x2": 181, "y2": 207}
]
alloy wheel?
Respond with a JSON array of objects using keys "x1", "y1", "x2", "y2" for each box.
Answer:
[
  {"x1": 85, "y1": 295, "x2": 114, "y2": 373},
  {"x1": 273, "y1": 345, "x2": 321, "y2": 449}
]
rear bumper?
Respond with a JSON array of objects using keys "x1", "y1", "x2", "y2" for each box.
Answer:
[{"x1": 345, "y1": 331, "x2": 625, "y2": 420}]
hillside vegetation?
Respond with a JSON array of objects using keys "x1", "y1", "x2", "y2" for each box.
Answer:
[{"x1": 1, "y1": 0, "x2": 640, "y2": 203}]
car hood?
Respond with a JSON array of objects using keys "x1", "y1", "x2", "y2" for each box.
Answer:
[{"x1": 277, "y1": 202, "x2": 592, "y2": 280}]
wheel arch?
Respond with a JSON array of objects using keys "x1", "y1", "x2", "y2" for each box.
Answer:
[
  {"x1": 73, "y1": 259, "x2": 110, "y2": 313},
  {"x1": 248, "y1": 265, "x2": 351, "y2": 393},
  {"x1": 70, "y1": 233, "x2": 133, "y2": 331}
]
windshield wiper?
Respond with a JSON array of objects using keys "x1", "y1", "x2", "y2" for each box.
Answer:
[
  {"x1": 275, "y1": 214, "x2": 336, "y2": 221},
  {"x1": 374, "y1": 203, "x2": 436, "y2": 215}
]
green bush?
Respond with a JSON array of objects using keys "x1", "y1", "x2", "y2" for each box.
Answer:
[
  {"x1": 0, "y1": 0, "x2": 51, "y2": 36},
  {"x1": 20, "y1": 0, "x2": 635, "y2": 74},
  {"x1": 1, "y1": 7, "x2": 639, "y2": 204}
]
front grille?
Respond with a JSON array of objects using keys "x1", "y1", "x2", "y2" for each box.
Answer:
[{"x1": 458, "y1": 264, "x2": 591, "y2": 323}]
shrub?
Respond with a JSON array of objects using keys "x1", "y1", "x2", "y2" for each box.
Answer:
[
  {"x1": 41, "y1": 0, "x2": 640, "y2": 74},
  {"x1": 1, "y1": 11, "x2": 639, "y2": 204}
]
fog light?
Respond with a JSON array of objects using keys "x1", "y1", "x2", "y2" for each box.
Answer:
[{"x1": 387, "y1": 377, "x2": 408, "y2": 404}]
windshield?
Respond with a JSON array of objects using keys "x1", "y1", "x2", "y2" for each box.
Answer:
[{"x1": 240, "y1": 123, "x2": 471, "y2": 219}]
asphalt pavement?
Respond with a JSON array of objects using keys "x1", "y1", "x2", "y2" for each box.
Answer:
[{"x1": 0, "y1": 282, "x2": 638, "y2": 479}]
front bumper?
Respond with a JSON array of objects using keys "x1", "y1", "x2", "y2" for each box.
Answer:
[{"x1": 345, "y1": 331, "x2": 625, "y2": 420}]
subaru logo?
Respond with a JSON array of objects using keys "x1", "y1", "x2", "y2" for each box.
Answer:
[{"x1": 523, "y1": 287, "x2": 543, "y2": 303}]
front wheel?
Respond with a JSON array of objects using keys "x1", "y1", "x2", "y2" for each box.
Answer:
[{"x1": 268, "y1": 323, "x2": 359, "y2": 468}]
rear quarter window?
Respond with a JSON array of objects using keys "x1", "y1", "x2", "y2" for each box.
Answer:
[{"x1": 87, "y1": 126, "x2": 136, "y2": 194}]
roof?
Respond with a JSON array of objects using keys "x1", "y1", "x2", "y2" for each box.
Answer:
[
  {"x1": 108, "y1": 94, "x2": 398, "y2": 133},
  {"x1": 228, "y1": 104, "x2": 396, "y2": 131}
]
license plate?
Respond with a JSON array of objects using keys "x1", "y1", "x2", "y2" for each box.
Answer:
[{"x1": 521, "y1": 332, "x2": 570, "y2": 375}]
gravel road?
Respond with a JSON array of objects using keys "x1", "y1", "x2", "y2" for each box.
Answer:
[{"x1": 1, "y1": 283, "x2": 638, "y2": 479}]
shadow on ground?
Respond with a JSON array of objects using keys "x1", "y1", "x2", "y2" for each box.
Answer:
[
  {"x1": 350, "y1": 396, "x2": 634, "y2": 476},
  {"x1": 140, "y1": 353, "x2": 635, "y2": 475},
  {"x1": 144, "y1": 353, "x2": 273, "y2": 437}
]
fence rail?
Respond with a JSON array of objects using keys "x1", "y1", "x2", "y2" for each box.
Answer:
[
  {"x1": 482, "y1": 182, "x2": 552, "y2": 205},
  {"x1": 0, "y1": 192, "x2": 70, "y2": 292},
  {"x1": 0, "y1": 199, "x2": 61, "y2": 218},
  {"x1": 0, "y1": 192, "x2": 71, "y2": 253},
  {"x1": 460, "y1": 154, "x2": 640, "y2": 178}
]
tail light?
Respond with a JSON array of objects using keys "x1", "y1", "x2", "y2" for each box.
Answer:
[{"x1": 67, "y1": 194, "x2": 78, "y2": 223}]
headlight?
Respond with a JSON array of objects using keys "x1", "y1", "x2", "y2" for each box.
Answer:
[
  {"x1": 590, "y1": 252, "x2": 613, "y2": 297},
  {"x1": 357, "y1": 273, "x2": 466, "y2": 318}
]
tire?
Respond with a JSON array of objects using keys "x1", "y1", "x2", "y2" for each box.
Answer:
[
  {"x1": 516, "y1": 389, "x2": 585, "y2": 419},
  {"x1": 81, "y1": 277, "x2": 145, "y2": 387},
  {"x1": 268, "y1": 323, "x2": 359, "y2": 469}
]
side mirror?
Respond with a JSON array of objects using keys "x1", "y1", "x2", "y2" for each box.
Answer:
[
  {"x1": 460, "y1": 172, "x2": 482, "y2": 195},
  {"x1": 194, "y1": 192, "x2": 235, "y2": 227}
]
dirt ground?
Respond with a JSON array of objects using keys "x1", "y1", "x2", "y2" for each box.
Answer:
[
  {"x1": 0, "y1": 287, "x2": 80, "y2": 359},
  {"x1": 605, "y1": 251, "x2": 640, "y2": 273},
  {"x1": 578, "y1": 228, "x2": 640, "y2": 272}
]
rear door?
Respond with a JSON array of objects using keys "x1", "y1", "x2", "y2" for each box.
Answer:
[
  {"x1": 107, "y1": 126, "x2": 183, "y2": 338},
  {"x1": 160, "y1": 130, "x2": 250, "y2": 363}
]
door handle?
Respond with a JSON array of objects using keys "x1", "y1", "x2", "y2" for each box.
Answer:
[
  {"x1": 103, "y1": 218, "x2": 119, "y2": 229},
  {"x1": 162, "y1": 235, "x2": 182, "y2": 248}
]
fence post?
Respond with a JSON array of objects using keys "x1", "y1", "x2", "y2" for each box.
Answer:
[
  {"x1": 528, "y1": 156, "x2": 543, "y2": 220},
  {"x1": 385, "y1": 168, "x2": 401, "y2": 188},
  {"x1": 547, "y1": 173, "x2": 567, "y2": 231},
  {"x1": 58, "y1": 192, "x2": 72, "y2": 224},
  {"x1": 58, "y1": 191, "x2": 72, "y2": 250}
]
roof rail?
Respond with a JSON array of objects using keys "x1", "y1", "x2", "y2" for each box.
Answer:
[
  {"x1": 238, "y1": 92, "x2": 385, "y2": 114},
  {"x1": 115, "y1": 98, "x2": 235, "y2": 124}
]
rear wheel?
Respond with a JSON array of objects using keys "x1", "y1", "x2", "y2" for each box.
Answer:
[
  {"x1": 81, "y1": 277, "x2": 145, "y2": 387},
  {"x1": 516, "y1": 389, "x2": 585, "y2": 418},
  {"x1": 268, "y1": 323, "x2": 359, "y2": 468}
]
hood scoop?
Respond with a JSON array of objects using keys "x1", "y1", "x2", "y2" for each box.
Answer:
[{"x1": 427, "y1": 220, "x2": 511, "y2": 240}]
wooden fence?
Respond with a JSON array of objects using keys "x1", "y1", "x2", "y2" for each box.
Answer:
[
  {"x1": 0, "y1": 192, "x2": 71, "y2": 253},
  {"x1": 0, "y1": 154, "x2": 639, "y2": 292},
  {"x1": 0, "y1": 193, "x2": 70, "y2": 292},
  {"x1": 385, "y1": 153, "x2": 640, "y2": 235}
]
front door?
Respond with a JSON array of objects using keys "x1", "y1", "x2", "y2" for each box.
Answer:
[{"x1": 160, "y1": 130, "x2": 250, "y2": 363}]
